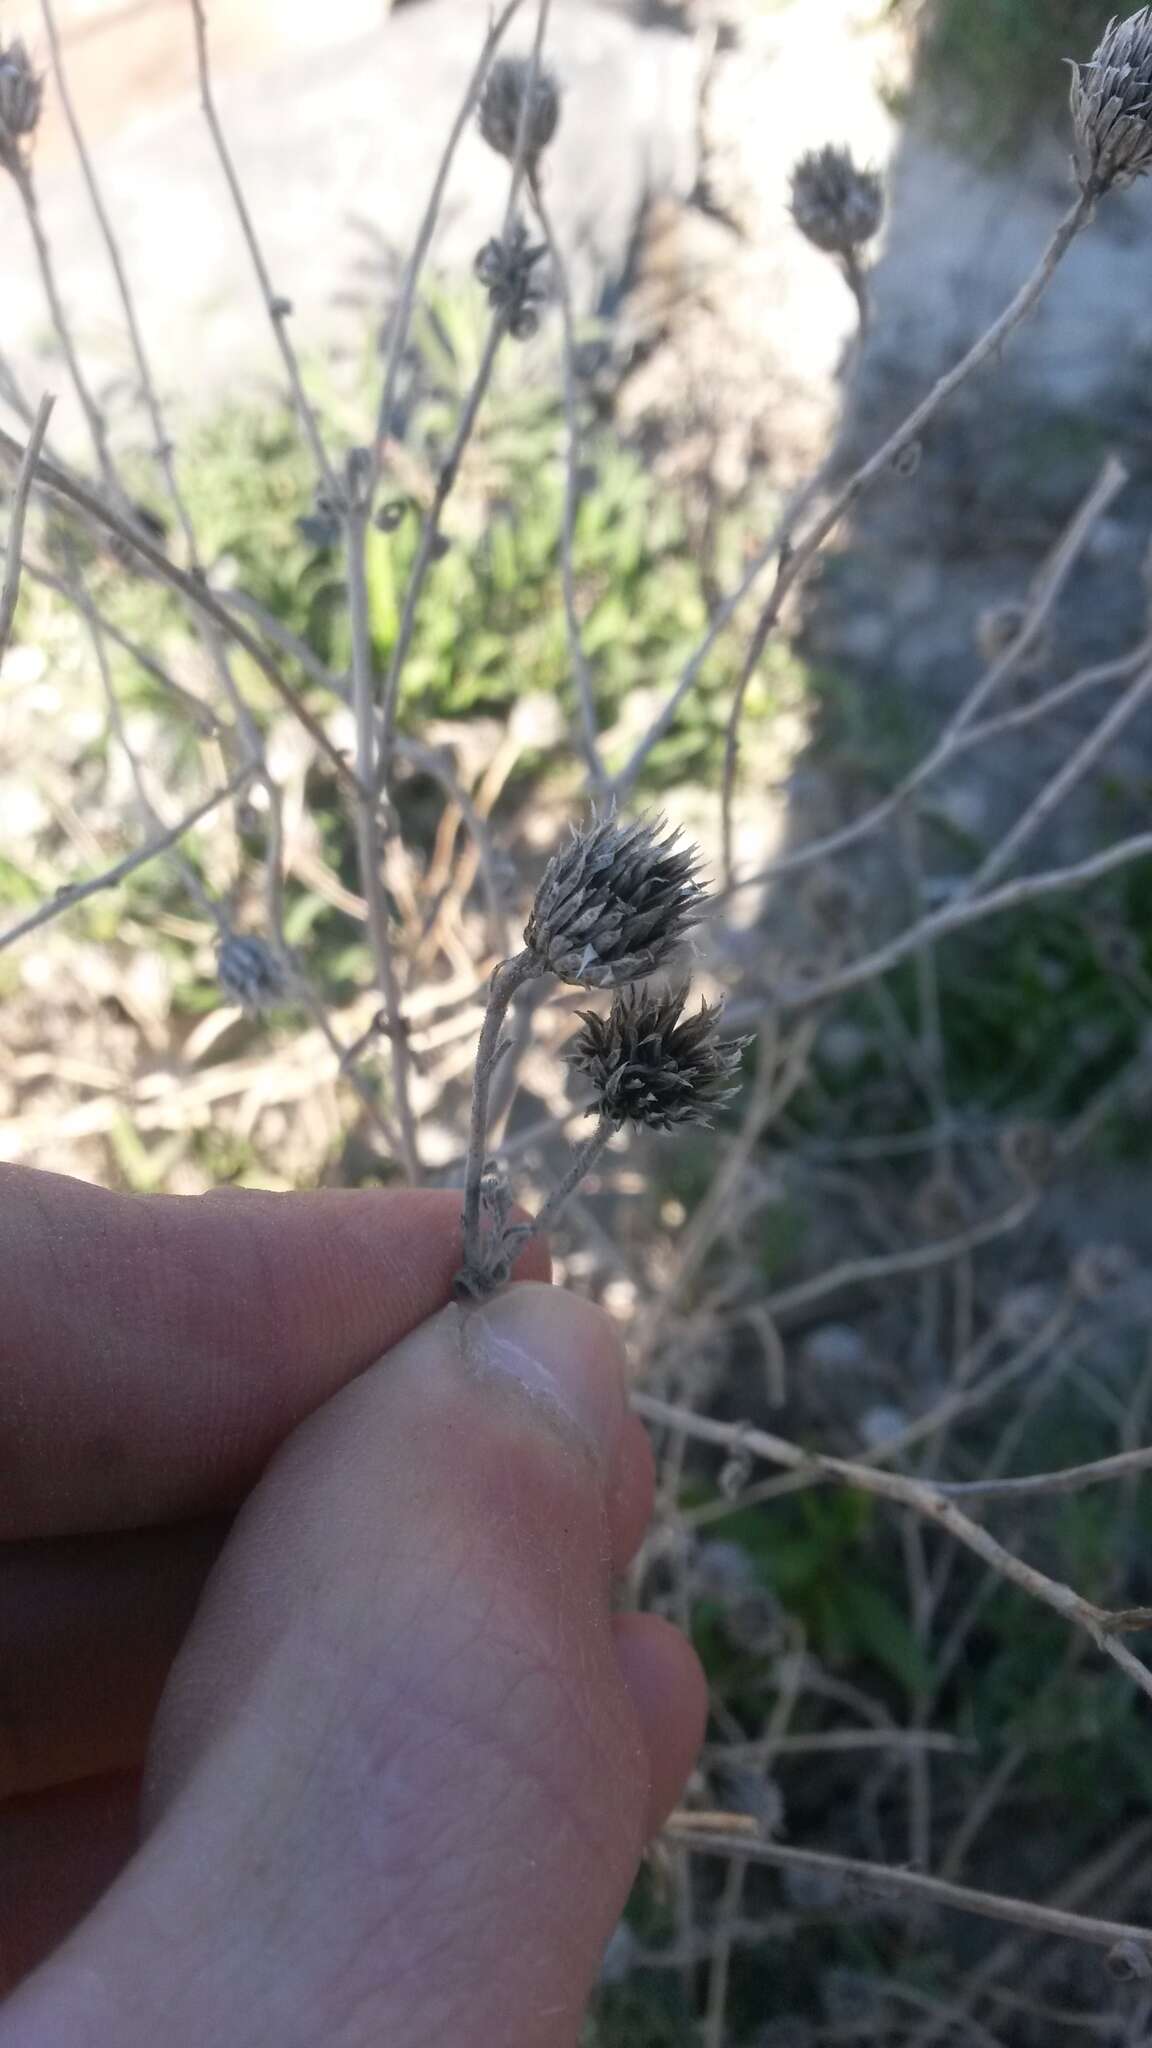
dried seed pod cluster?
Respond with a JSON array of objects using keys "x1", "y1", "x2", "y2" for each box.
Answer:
[
  {"x1": 524, "y1": 813, "x2": 706, "y2": 989},
  {"x1": 789, "y1": 144, "x2": 883, "y2": 257},
  {"x1": 568, "y1": 984, "x2": 746, "y2": 1132},
  {"x1": 474, "y1": 219, "x2": 549, "y2": 340},
  {"x1": 459, "y1": 813, "x2": 739, "y2": 1294},
  {"x1": 528, "y1": 816, "x2": 744, "y2": 1133},
  {"x1": 0, "y1": 36, "x2": 42, "y2": 171},
  {"x1": 217, "y1": 931, "x2": 289, "y2": 1014},
  {"x1": 1070, "y1": 8, "x2": 1152, "y2": 195},
  {"x1": 478, "y1": 55, "x2": 560, "y2": 170}
]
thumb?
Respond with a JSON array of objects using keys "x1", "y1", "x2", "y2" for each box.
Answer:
[{"x1": 5, "y1": 1285, "x2": 705, "y2": 2048}]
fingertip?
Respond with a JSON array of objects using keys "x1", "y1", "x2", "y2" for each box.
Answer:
[{"x1": 613, "y1": 1613, "x2": 708, "y2": 1839}]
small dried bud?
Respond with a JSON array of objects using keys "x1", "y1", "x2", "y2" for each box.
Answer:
[
  {"x1": 1072, "y1": 1242, "x2": 1138, "y2": 1301},
  {"x1": 567, "y1": 983, "x2": 746, "y2": 1130},
  {"x1": 478, "y1": 55, "x2": 560, "y2": 168},
  {"x1": 0, "y1": 38, "x2": 43, "y2": 162},
  {"x1": 474, "y1": 218, "x2": 548, "y2": 337},
  {"x1": 526, "y1": 813, "x2": 708, "y2": 989},
  {"x1": 789, "y1": 145, "x2": 883, "y2": 256},
  {"x1": 217, "y1": 932, "x2": 289, "y2": 1013},
  {"x1": 1070, "y1": 10, "x2": 1152, "y2": 194}
]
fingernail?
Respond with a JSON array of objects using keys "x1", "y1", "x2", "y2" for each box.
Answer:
[{"x1": 464, "y1": 1282, "x2": 626, "y2": 1466}]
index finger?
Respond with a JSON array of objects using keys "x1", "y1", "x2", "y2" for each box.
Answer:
[{"x1": 0, "y1": 1167, "x2": 549, "y2": 1538}]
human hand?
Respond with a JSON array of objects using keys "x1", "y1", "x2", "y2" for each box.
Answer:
[{"x1": 0, "y1": 1165, "x2": 705, "y2": 2046}]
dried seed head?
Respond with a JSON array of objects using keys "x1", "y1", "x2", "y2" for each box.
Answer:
[
  {"x1": 567, "y1": 983, "x2": 746, "y2": 1131},
  {"x1": 217, "y1": 932, "x2": 289, "y2": 1013},
  {"x1": 525, "y1": 813, "x2": 708, "y2": 988},
  {"x1": 789, "y1": 145, "x2": 883, "y2": 256},
  {"x1": 474, "y1": 217, "x2": 548, "y2": 337},
  {"x1": 0, "y1": 37, "x2": 43, "y2": 164},
  {"x1": 478, "y1": 55, "x2": 560, "y2": 168},
  {"x1": 1070, "y1": 9, "x2": 1152, "y2": 194}
]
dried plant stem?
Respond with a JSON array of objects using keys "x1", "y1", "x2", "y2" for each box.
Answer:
[
  {"x1": 26, "y1": 559, "x2": 222, "y2": 735},
  {"x1": 936, "y1": 1444, "x2": 1152, "y2": 1500},
  {"x1": 615, "y1": 190, "x2": 1095, "y2": 810},
  {"x1": 635, "y1": 1392, "x2": 1152, "y2": 1701},
  {"x1": 662, "y1": 1826, "x2": 1152, "y2": 1962},
  {"x1": 528, "y1": 171, "x2": 604, "y2": 790},
  {"x1": 372, "y1": 0, "x2": 527, "y2": 484},
  {"x1": 717, "y1": 190, "x2": 1097, "y2": 871},
  {"x1": 10, "y1": 163, "x2": 119, "y2": 498},
  {"x1": 761, "y1": 1187, "x2": 1038, "y2": 1318},
  {"x1": 510, "y1": 1118, "x2": 615, "y2": 1257},
  {"x1": 0, "y1": 423, "x2": 358, "y2": 794},
  {"x1": 775, "y1": 824, "x2": 1152, "y2": 1013},
  {"x1": 723, "y1": 456, "x2": 1128, "y2": 900},
  {"x1": 460, "y1": 950, "x2": 541, "y2": 1282},
  {"x1": 0, "y1": 393, "x2": 53, "y2": 665},
  {"x1": 841, "y1": 244, "x2": 871, "y2": 337},
  {"x1": 0, "y1": 765, "x2": 255, "y2": 952},
  {"x1": 376, "y1": 311, "x2": 509, "y2": 788},
  {"x1": 188, "y1": 0, "x2": 335, "y2": 497},
  {"x1": 347, "y1": 497, "x2": 421, "y2": 1181},
  {"x1": 40, "y1": 0, "x2": 188, "y2": 542},
  {"x1": 499, "y1": 0, "x2": 556, "y2": 247},
  {"x1": 966, "y1": 653, "x2": 1152, "y2": 896}
]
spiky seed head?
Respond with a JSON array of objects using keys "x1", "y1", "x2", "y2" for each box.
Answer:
[
  {"x1": 217, "y1": 932, "x2": 289, "y2": 1013},
  {"x1": 478, "y1": 55, "x2": 560, "y2": 167},
  {"x1": 525, "y1": 813, "x2": 708, "y2": 989},
  {"x1": 0, "y1": 38, "x2": 43, "y2": 161},
  {"x1": 1071, "y1": 9, "x2": 1152, "y2": 193},
  {"x1": 567, "y1": 984, "x2": 746, "y2": 1131},
  {"x1": 789, "y1": 145, "x2": 883, "y2": 256}
]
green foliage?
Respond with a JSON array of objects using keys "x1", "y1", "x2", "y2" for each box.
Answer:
[{"x1": 898, "y1": 0, "x2": 1113, "y2": 158}]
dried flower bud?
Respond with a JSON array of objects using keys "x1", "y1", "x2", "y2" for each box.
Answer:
[
  {"x1": 789, "y1": 145, "x2": 883, "y2": 256},
  {"x1": 217, "y1": 932, "x2": 289, "y2": 1013},
  {"x1": 1070, "y1": 9, "x2": 1152, "y2": 194},
  {"x1": 474, "y1": 218, "x2": 548, "y2": 337},
  {"x1": 526, "y1": 813, "x2": 708, "y2": 988},
  {"x1": 478, "y1": 55, "x2": 560, "y2": 168},
  {"x1": 567, "y1": 983, "x2": 745, "y2": 1130},
  {"x1": 1072, "y1": 1242, "x2": 1138, "y2": 1301},
  {"x1": 0, "y1": 37, "x2": 43, "y2": 163}
]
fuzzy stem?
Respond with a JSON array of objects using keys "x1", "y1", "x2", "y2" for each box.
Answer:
[
  {"x1": 522, "y1": 1118, "x2": 615, "y2": 1245},
  {"x1": 459, "y1": 950, "x2": 540, "y2": 1284}
]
